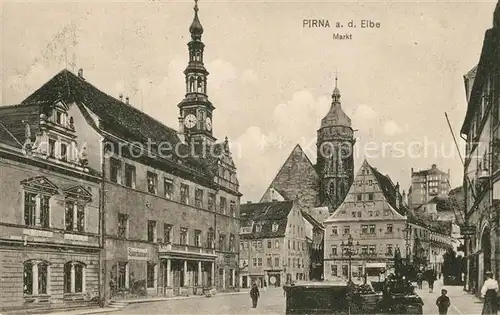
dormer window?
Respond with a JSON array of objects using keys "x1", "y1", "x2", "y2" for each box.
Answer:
[
  {"x1": 272, "y1": 223, "x2": 279, "y2": 232},
  {"x1": 255, "y1": 224, "x2": 262, "y2": 233},
  {"x1": 56, "y1": 112, "x2": 63, "y2": 124}
]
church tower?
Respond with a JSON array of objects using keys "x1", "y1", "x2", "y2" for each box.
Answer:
[
  {"x1": 316, "y1": 77, "x2": 355, "y2": 212},
  {"x1": 177, "y1": 0, "x2": 216, "y2": 146}
]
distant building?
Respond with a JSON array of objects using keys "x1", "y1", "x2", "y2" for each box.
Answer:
[
  {"x1": 239, "y1": 200, "x2": 311, "y2": 287},
  {"x1": 301, "y1": 211, "x2": 325, "y2": 280},
  {"x1": 408, "y1": 164, "x2": 451, "y2": 210},
  {"x1": 406, "y1": 212, "x2": 454, "y2": 273},
  {"x1": 323, "y1": 160, "x2": 407, "y2": 282}
]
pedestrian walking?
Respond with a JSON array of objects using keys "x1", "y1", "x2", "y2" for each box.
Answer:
[
  {"x1": 250, "y1": 282, "x2": 260, "y2": 308},
  {"x1": 416, "y1": 271, "x2": 423, "y2": 289},
  {"x1": 427, "y1": 269, "x2": 436, "y2": 293},
  {"x1": 436, "y1": 289, "x2": 451, "y2": 315},
  {"x1": 481, "y1": 271, "x2": 499, "y2": 315}
]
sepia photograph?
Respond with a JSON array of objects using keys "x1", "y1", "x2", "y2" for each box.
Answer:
[{"x1": 0, "y1": 0, "x2": 499, "y2": 314}]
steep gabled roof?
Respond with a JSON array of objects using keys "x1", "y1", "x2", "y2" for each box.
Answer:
[
  {"x1": 240, "y1": 200, "x2": 294, "y2": 239},
  {"x1": 259, "y1": 144, "x2": 320, "y2": 207},
  {"x1": 22, "y1": 69, "x2": 183, "y2": 151},
  {"x1": 301, "y1": 210, "x2": 324, "y2": 230},
  {"x1": 324, "y1": 160, "x2": 406, "y2": 223},
  {"x1": 367, "y1": 163, "x2": 406, "y2": 216},
  {"x1": 9, "y1": 69, "x2": 221, "y2": 180}
]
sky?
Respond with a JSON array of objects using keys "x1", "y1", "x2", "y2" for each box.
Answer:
[{"x1": 0, "y1": 0, "x2": 497, "y2": 202}]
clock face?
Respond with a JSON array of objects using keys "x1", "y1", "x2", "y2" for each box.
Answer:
[
  {"x1": 206, "y1": 117, "x2": 212, "y2": 131},
  {"x1": 184, "y1": 114, "x2": 197, "y2": 129}
]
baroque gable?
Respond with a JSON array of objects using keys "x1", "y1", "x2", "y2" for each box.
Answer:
[
  {"x1": 20, "y1": 176, "x2": 59, "y2": 195},
  {"x1": 324, "y1": 159, "x2": 405, "y2": 223}
]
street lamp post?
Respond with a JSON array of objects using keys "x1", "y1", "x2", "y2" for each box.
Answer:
[
  {"x1": 403, "y1": 224, "x2": 411, "y2": 264},
  {"x1": 341, "y1": 234, "x2": 360, "y2": 284}
]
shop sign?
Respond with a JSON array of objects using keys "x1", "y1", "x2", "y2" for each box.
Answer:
[
  {"x1": 460, "y1": 225, "x2": 476, "y2": 236},
  {"x1": 127, "y1": 247, "x2": 148, "y2": 261}
]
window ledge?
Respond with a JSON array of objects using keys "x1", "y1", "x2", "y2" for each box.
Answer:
[
  {"x1": 24, "y1": 294, "x2": 51, "y2": 303},
  {"x1": 63, "y1": 293, "x2": 85, "y2": 301}
]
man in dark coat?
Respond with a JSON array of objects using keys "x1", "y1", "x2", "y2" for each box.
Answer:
[{"x1": 250, "y1": 282, "x2": 260, "y2": 308}]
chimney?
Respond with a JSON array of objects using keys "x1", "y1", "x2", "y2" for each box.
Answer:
[
  {"x1": 119, "y1": 94, "x2": 123, "y2": 102},
  {"x1": 77, "y1": 68, "x2": 84, "y2": 79},
  {"x1": 411, "y1": 168, "x2": 413, "y2": 176},
  {"x1": 177, "y1": 116, "x2": 185, "y2": 143},
  {"x1": 125, "y1": 97, "x2": 129, "y2": 105},
  {"x1": 395, "y1": 182, "x2": 400, "y2": 208}
]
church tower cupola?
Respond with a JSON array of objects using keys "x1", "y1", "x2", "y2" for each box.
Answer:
[
  {"x1": 189, "y1": 0, "x2": 204, "y2": 40},
  {"x1": 178, "y1": 0, "x2": 216, "y2": 146},
  {"x1": 316, "y1": 75, "x2": 355, "y2": 213}
]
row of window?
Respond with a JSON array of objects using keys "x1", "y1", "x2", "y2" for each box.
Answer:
[
  {"x1": 117, "y1": 214, "x2": 235, "y2": 251},
  {"x1": 330, "y1": 224, "x2": 394, "y2": 236},
  {"x1": 354, "y1": 180, "x2": 373, "y2": 186},
  {"x1": 248, "y1": 257, "x2": 305, "y2": 269},
  {"x1": 110, "y1": 158, "x2": 236, "y2": 216},
  {"x1": 330, "y1": 244, "x2": 396, "y2": 256},
  {"x1": 23, "y1": 261, "x2": 86, "y2": 296},
  {"x1": 330, "y1": 265, "x2": 364, "y2": 277},
  {"x1": 239, "y1": 239, "x2": 306, "y2": 252},
  {"x1": 346, "y1": 210, "x2": 392, "y2": 219},
  {"x1": 356, "y1": 193, "x2": 374, "y2": 201},
  {"x1": 24, "y1": 192, "x2": 87, "y2": 232}
]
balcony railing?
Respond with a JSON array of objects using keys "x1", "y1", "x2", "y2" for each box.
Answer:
[{"x1": 158, "y1": 243, "x2": 216, "y2": 256}]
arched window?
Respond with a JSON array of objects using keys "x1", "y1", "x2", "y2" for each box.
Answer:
[
  {"x1": 329, "y1": 182, "x2": 335, "y2": 198},
  {"x1": 23, "y1": 261, "x2": 33, "y2": 295},
  {"x1": 197, "y1": 77, "x2": 203, "y2": 93},
  {"x1": 207, "y1": 228, "x2": 214, "y2": 249},
  {"x1": 23, "y1": 260, "x2": 50, "y2": 296},
  {"x1": 340, "y1": 182, "x2": 346, "y2": 197},
  {"x1": 64, "y1": 261, "x2": 86, "y2": 294},
  {"x1": 189, "y1": 77, "x2": 195, "y2": 92}
]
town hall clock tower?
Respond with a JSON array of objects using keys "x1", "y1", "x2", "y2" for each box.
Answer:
[{"x1": 178, "y1": 0, "x2": 216, "y2": 146}]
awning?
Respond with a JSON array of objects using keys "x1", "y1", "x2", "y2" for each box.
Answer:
[{"x1": 365, "y1": 263, "x2": 386, "y2": 268}]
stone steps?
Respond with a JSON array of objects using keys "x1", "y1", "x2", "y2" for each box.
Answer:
[{"x1": 2, "y1": 302, "x2": 100, "y2": 315}]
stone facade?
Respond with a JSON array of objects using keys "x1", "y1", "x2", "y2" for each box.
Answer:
[{"x1": 0, "y1": 139, "x2": 102, "y2": 311}]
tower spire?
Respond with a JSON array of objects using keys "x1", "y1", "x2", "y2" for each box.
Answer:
[
  {"x1": 189, "y1": 0, "x2": 204, "y2": 40},
  {"x1": 332, "y1": 71, "x2": 341, "y2": 104}
]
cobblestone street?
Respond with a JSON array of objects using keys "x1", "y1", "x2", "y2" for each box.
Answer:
[
  {"x1": 101, "y1": 288, "x2": 285, "y2": 315},
  {"x1": 94, "y1": 281, "x2": 487, "y2": 315},
  {"x1": 417, "y1": 280, "x2": 483, "y2": 315}
]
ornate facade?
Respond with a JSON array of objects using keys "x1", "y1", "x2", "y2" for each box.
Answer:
[{"x1": 0, "y1": 1, "x2": 241, "y2": 311}]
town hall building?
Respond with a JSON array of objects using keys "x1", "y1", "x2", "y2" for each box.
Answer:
[{"x1": 0, "y1": 1, "x2": 241, "y2": 312}]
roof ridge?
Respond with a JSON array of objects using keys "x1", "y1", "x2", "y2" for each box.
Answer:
[{"x1": 63, "y1": 70, "x2": 180, "y2": 134}]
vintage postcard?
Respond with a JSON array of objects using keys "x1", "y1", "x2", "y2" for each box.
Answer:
[{"x1": 0, "y1": 0, "x2": 496, "y2": 314}]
